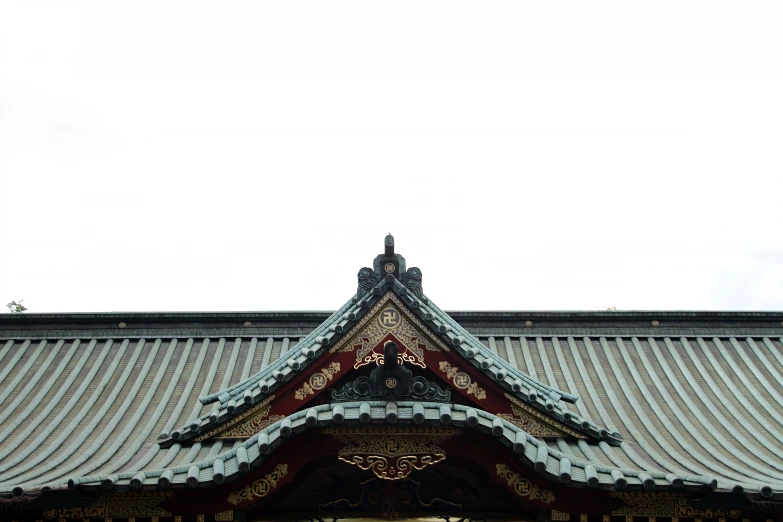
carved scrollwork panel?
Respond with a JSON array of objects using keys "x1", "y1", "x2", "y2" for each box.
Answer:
[
  {"x1": 325, "y1": 427, "x2": 460, "y2": 480},
  {"x1": 227, "y1": 464, "x2": 288, "y2": 506}
]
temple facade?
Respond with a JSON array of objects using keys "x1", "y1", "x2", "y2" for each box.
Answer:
[{"x1": 1, "y1": 236, "x2": 783, "y2": 522}]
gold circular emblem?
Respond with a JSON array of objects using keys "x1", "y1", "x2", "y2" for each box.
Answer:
[
  {"x1": 384, "y1": 437, "x2": 401, "y2": 454},
  {"x1": 454, "y1": 372, "x2": 471, "y2": 389},
  {"x1": 385, "y1": 377, "x2": 398, "y2": 389},
  {"x1": 384, "y1": 263, "x2": 395, "y2": 273},
  {"x1": 309, "y1": 373, "x2": 327, "y2": 390},
  {"x1": 652, "y1": 320, "x2": 660, "y2": 327},
  {"x1": 118, "y1": 322, "x2": 127, "y2": 329},
  {"x1": 252, "y1": 478, "x2": 271, "y2": 497},
  {"x1": 378, "y1": 308, "x2": 401, "y2": 329},
  {"x1": 243, "y1": 321, "x2": 251, "y2": 327}
]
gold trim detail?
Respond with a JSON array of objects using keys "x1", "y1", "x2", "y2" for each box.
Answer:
[
  {"x1": 496, "y1": 463, "x2": 556, "y2": 504},
  {"x1": 350, "y1": 302, "x2": 429, "y2": 369},
  {"x1": 329, "y1": 293, "x2": 449, "y2": 362},
  {"x1": 43, "y1": 492, "x2": 173, "y2": 519},
  {"x1": 325, "y1": 427, "x2": 459, "y2": 480},
  {"x1": 611, "y1": 493, "x2": 741, "y2": 518},
  {"x1": 504, "y1": 393, "x2": 585, "y2": 438},
  {"x1": 197, "y1": 516, "x2": 205, "y2": 522},
  {"x1": 195, "y1": 395, "x2": 277, "y2": 441},
  {"x1": 552, "y1": 510, "x2": 570, "y2": 520},
  {"x1": 439, "y1": 361, "x2": 486, "y2": 400},
  {"x1": 294, "y1": 362, "x2": 340, "y2": 400},
  {"x1": 214, "y1": 510, "x2": 234, "y2": 521},
  {"x1": 581, "y1": 514, "x2": 588, "y2": 522},
  {"x1": 227, "y1": 464, "x2": 288, "y2": 505}
]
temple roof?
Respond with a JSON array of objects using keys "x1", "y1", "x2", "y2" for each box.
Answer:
[
  {"x1": 1, "y1": 237, "x2": 782, "y2": 501},
  {"x1": 2, "y1": 309, "x2": 783, "y2": 499}
]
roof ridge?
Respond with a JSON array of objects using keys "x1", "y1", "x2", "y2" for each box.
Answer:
[{"x1": 165, "y1": 258, "x2": 619, "y2": 445}]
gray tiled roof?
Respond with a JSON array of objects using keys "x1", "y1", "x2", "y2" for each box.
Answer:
[
  {"x1": 66, "y1": 402, "x2": 716, "y2": 493},
  {"x1": 1, "y1": 306, "x2": 782, "y2": 499},
  {"x1": 165, "y1": 282, "x2": 597, "y2": 448}
]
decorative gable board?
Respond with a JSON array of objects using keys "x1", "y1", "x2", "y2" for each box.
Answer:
[{"x1": 194, "y1": 292, "x2": 583, "y2": 443}]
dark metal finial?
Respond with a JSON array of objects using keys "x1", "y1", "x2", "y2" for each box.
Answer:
[
  {"x1": 385, "y1": 234, "x2": 394, "y2": 256},
  {"x1": 384, "y1": 342, "x2": 399, "y2": 370}
]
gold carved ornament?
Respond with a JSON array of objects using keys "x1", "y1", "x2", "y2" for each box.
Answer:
[
  {"x1": 227, "y1": 464, "x2": 288, "y2": 506},
  {"x1": 214, "y1": 510, "x2": 234, "y2": 521},
  {"x1": 501, "y1": 393, "x2": 584, "y2": 438},
  {"x1": 294, "y1": 362, "x2": 341, "y2": 400},
  {"x1": 43, "y1": 491, "x2": 173, "y2": 519},
  {"x1": 196, "y1": 395, "x2": 283, "y2": 440},
  {"x1": 610, "y1": 493, "x2": 741, "y2": 518},
  {"x1": 439, "y1": 361, "x2": 486, "y2": 400},
  {"x1": 496, "y1": 463, "x2": 556, "y2": 504},
  {"x1": 329, "y1": 293, "x2": 448, "y2": 366},
  {"x1": 552, "y1": 510, "x2": 571, "y2": 521},
  {"x1": 325, "y1": 427, "x2": 460, "y2": 480}
]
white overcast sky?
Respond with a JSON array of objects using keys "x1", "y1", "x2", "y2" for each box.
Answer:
[{"x1": 2, "y1": 2, "x2": 782, "y2": 313}]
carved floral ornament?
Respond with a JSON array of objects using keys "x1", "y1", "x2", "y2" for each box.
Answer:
[
  {"x1": 294, "y1": 362, "x2": 341, "y2": 400},
  {"x1": 325, "y1": 427, "x2": 460, "y2": 480},
  {"x1": 439, "y1": 360, "x2": 486, "y2": 400},
  {"x1": 195, "y1": 395, "x2": 282, "y2": 440},
  {"x1": 496, "y1": 463, "x2": 556, "y2": 504},
  {"x1": 501, "y1": 393, "x2": 584, "y2": 438},
  {"x1": 227, "y1": 464, "x2": 288, "y2": 506}
]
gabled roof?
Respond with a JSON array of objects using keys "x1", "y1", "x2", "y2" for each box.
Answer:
[
  {"x1": 2, "y1": 316, "x2": 783, "y2": 499},
  {"x1": 165, "y1": 273, "x2": 607, "y2": 448},
  {"x1": 1, "y1": 238, "x2": 783, "y2": 501}
]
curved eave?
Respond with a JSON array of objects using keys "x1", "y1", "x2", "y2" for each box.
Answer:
[
  {"x1": 64, "y1": 402, "x2": 744, "y2": 498},
  {"x1": 159, "y1": 291, "x2": 377, "y2": 445}
]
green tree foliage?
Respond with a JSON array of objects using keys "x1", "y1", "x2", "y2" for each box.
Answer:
[{"x1": 6, "y1": 300, "x2": 27, "y2": 313}]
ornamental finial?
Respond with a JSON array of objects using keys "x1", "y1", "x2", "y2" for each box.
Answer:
[{"x1": 385, "y1": 234, "x2": 394, "y2": 256}]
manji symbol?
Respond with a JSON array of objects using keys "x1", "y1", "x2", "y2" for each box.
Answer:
[
  {"x1": 253, "y1": 480, "x2": 270, "y2": 497},
  {"x1": 384, "y1": 438, "x2": 401, "y2": 454},
  {"x1": 379, "y1": 308, "x2": 401, "y2": 329},
  {"x1": 454, "y1": 372, "x2": 471, "y2": 389},
  {"x1": 310, "y1": 373, "x2": 327, "y2": 390}
]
